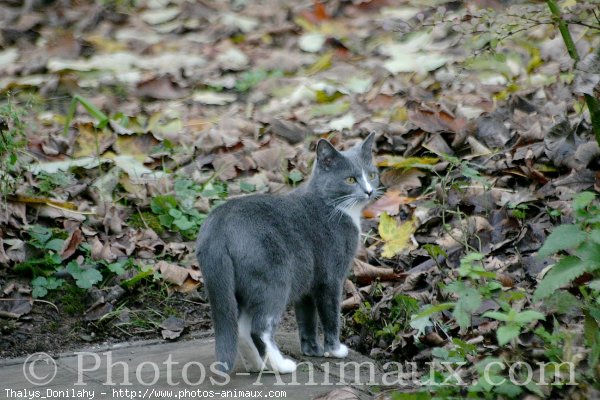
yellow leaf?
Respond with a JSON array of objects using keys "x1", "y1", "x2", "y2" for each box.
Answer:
[
  {"x1": 377, "y1": 156, "x2": 439, "y2": 170},
  {"x1": 73, "y1": 123, "x2": 115, "y2": 158},
  {"x1": 391, "y1": 107, "x2": 408, "y2": 122},
  {"x1": 306, "y1": 51, "x2": 333, "y2": 75},
  {"x1": 114, "y1": 133, "x2": 160, "y2": 157},
  {"x1": 378, "y1": 212, "x2": 416, "y2": 258}
]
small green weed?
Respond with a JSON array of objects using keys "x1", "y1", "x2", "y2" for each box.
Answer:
[
  {"x1": 508, "y1": 202, "x2": 529, "y2": 220},
  {"x1": 0, "y1": 96, "x2": 28, "y2": 196},
  {"x1": 150, "y1": 195, "x2": 205, "y2": 240},
  {"x1": 352, "y1": 294, "x2": 419, "y2": 341},
  {"x1": 286, "y1": 169, "x2": 304, "y2": 187},
  {"x1": 144, "y1": 177, "x2": 227, "y2": 239},
  {"x1": 534, "y1": 191, "x2": 600, "y2": 301},
  {"x1": 129, "y1": 211, "x2": 165, "y2": 234},
  {"x1": 33, "y1": 171, "x2": 76, "y2": 196},
  {"x1": 376, "y1": 294, "x2": 419, "y2": 339},
  {"x1": 15, "y1": 226, "x2": 142, "y2": 298},
  {"x1": 14, "y1": 225, "x2": 66, "y2": 278},
  {"x1": 55, "y1": 284, "x2": 87, "y2": 315},
  {"x1": 234, "y1": 69, "x2": 284, "y2": 92}
]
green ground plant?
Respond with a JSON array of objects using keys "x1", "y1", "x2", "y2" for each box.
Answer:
[
  {"x1": 401, "y1": 191, "x2": 600, "y2": 398},
  {"x1": 0, "y1": 96, "x2": 27, "y2": 197},
  {"x1": 33, "y1": 171, "x2": 76, "y2": 197},
  {"x1": 14, "y1": 225, "x2": 146, "y2": 298},
  {"x1": 353, "y1": 294, "x2": 419, "y2": 342},
  {"x1": 140, "y1": 177, "x2": 227, "y2": 240}
]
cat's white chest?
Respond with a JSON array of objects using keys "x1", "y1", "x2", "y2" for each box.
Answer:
[{"x1": 342, "y1": 204, "x2": 363, "y2": 232}]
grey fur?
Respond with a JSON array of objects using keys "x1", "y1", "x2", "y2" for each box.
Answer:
[{"x1": 196, "y1": 133, "x2": 379, "y2": 372}]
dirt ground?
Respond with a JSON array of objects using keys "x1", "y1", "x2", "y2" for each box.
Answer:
[{"x1": 0, "y1": 282, "x2": 304, "y2": 359}]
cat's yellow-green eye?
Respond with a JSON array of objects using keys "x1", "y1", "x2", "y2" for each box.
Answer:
[
  {"x1": 368, "y1": 172, "x2": 376, "y2": 180},
  {"x1": 345, "y1": 177, "x2": 357, "y2": 184}
]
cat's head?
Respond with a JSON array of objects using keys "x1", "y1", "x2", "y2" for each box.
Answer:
[{"x1": 310, "y1": 132, "x2": 380, "y2": 208}]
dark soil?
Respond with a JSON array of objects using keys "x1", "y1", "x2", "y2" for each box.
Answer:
[
  {"x1": 0, "y1": 279, "x2": 302, "y2": 359},
  {"x1": 0, "y1": 281, "x2": 213, "y2": 359}
]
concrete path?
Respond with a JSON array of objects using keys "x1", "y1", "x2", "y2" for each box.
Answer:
[{"x1": 1, "y1": 333, "x2": 381, "y2": 399}]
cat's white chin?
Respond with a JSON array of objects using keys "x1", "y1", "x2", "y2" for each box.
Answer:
[{"x1": 324, "y1": 344, "x2": 349, "y2": 358}]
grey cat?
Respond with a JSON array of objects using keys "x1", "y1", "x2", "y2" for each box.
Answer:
[{"x1": 196, "y1": 133, "x2": 379, "y2": 373}]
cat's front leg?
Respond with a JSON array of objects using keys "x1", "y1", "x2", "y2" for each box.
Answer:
[
  {"x1": 316, "y1": 284, "x2": 349, "y2": 359},
  {"x1": 295, "y1": 296, "x2": 323, "y2": 356}
]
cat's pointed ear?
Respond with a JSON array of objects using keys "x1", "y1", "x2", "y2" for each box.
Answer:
[
  {"x1": 360, "y1": 132, "x2": 375, "y2": 160},
  {"x1": 316, "y1": 139, "x2": 341, "y2": 169}
]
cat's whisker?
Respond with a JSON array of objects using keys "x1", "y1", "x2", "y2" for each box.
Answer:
[
  {"x1": 329, "y1": 197, "x2": 355, "y2": 222},
  {"x1": 331, "y1": 196, "x2": 361, "y2": 225},
  {"x1": 327, "y1": 194, "x2": 356, "y2": 207},
  {"x1": 329, "y1": 197, "x2": 354, "y2": 222},
  {"x1": 372, "y1": 186, "x2": 385, "y2": 199}
]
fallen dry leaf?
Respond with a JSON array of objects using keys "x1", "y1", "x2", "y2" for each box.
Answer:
[
  {"x1": 160, "y1": 316, "x2": 185, "y2": 340},
  {"x1": 352, "y1": 258, "x2": 405, "y2": 285},
  {"x1": 60, "y1": 228, "x2": 83, "y2": 260},
  {"x1": 362, "y1": 189, "x2": 415, "y2": 218},
  {"x1": 157, "y1": 261, "x2": 189, "y2": 287},
  {"x1": 136, "y1": 75, "x2": 188, "y2": 100},
  {"x1": 378, "y1": 212, "x2": 417, "y2": 258},
  {"x1": 0, "y1": 285, "x2": 32, "y2": 319}
]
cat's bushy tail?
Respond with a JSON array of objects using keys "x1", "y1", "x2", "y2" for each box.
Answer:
[{"x1": 196, "y1": 242, "x2": 238, "y2": 372}]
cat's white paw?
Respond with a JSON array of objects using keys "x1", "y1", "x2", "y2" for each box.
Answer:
[
  {"x1": 272, "y1": 358, "x2": 297, "y2": 374},
  {"x1": 324, "y1": 344, "x2": 349, "y2": 358}
]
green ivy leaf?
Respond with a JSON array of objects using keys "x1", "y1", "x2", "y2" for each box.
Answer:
[
  {"x1": 494, "y1": 380, "x2": 523, "y2": 396},
  {"x1": 158, "y1": 214, "x2": 174, "y2": 228},
  {"x1": 45, "y1": 277, "x2": 64, "y2": 290},
  {"x1": 590, "y1": 230, "x2": 600, "y2": 244},
  {"x1": 573, "y1": 191, "x2": 596, "y2": 213},
  {"x1": 67, "y1": 261, "x2": 103, "y2": 289},
  {"x1": 75, "y1": 269, "x2": 103, "y2": 289},
  {"x1": 589, "y1": 280, "x2": 600, "y2": 291},
  {"x1": 240, "y1": 181, "x2": 256, "y2": 193},
  {"x1": 497, "y1": 323, "x2": 521, "y2": 345},
  {"x1": 173, "y1": 217, "x2": 194, "y2": 231},
  {"x1": 513, "y1": 310, "x2": 545, "y2": 324},
  {"x1": 151, "y1": 195, "x2": 177, "y2": 214},
  {"x1": 575, "y1": 241, "x2": 600, "y2": 262},
  {"x1": 29, "y1": 225, "x2": 52, "y2": 245},
  {"x1": 120, "y1": 266, "x2": 155, "y2": 289},
  {"x1": 32, "y1": 285, "x2": 48, "y2": 298},
  {"x1": 107, "y1": 260, "x2": 127, "y2": 275},
  {"x1": 48, "y1": 253, "x2": 62, "y2": 265},
  {"x1": 482, "y1": 311, "x2": 510, "y2": 322},
  {"x1": 288, "y1": 170, "x2": 304, "y2": 184},
  {"x1": 411, "y1": 302, "x2": 455, "y2": 321},
  {"x1": 543, "y1": 290, "x2": 581, "y2": 314},
  {"x1": 537, "y1": 224, "x2": 586, "y2": 258},
  {"x1": 31, "y1": 276, "x2": 64, "y2": 298},
  {"x1": 533, "y1": 256, "x2": 590, "y2": 301},
  {"x1": 431, "y1": 347, "x2": 449, "y2": 360},
  {"x1": 449, "y1": 284, "x2": 482, "y2": 331},
  {"x1": 45, "y1": 238, "x2": 65, "y2": 252},
  {"x1": 31, "y1": 276, "x2": 47, "y2": 286},
  {"x1": 169, "y1": 208, "x2": 183, "y2": 219}
]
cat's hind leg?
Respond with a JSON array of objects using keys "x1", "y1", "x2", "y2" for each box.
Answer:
[
  {"x1": 237, "y1": 312, "x2": 263, "y2": 372},
  {"x1": 251, "y1": 315, "x2": 297, "y2": 374},
  {"x1": 295, "y1": 296, "x2": 323, "y2": 356},
  {"x1": 316, "y1": 284, "x2": 349, "y2": 359}
]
